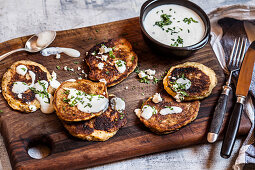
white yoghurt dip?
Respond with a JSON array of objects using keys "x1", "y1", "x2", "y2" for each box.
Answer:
[
  {"x1": 160, "y1": 106, "x2": 182, "y2": 115},
  {"x1": 41, "y1": 47, "x2": 80, "y2": 58},
  {"x1": 141, "y1": 105, "x2": 157, "y2": 120},
  {"x1": 110, "y1": 97, "x2": 125, "y2": 112},
  {"x1": 64, "y1": 88, "x2": 109, "y2": 113},
  {"x1": 143, "y1": 4, "x2": 205, "y2": 47}
]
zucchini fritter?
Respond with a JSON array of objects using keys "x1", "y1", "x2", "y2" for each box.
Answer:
[{"x1": 85, "y1": 38, "x2": 138, "y2": 87}]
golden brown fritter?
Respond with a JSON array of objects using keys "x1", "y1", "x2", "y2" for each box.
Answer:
[
  {"x1": 163, "y1": 62, "x2": 217, "y2": 101},
  {"x1": 136, "y1": 92, "x2": 200, "y2": 134},
  {"x1": 53, "y1": 79, "x2": 108, "y2": 121},
  {"x1": 85, "y1": 38, "x2": 138, "y2": 87},
  {"x1": 62, "y1": 95, "x2": 127, "y2": 141},
  {"x1": 2, "y1": 60, "x2": 53, "y2": 113}
]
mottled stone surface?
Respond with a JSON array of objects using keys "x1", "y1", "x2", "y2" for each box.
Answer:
[{"x1": 0, "y1": 0, "x2": 254, "y2": 170}]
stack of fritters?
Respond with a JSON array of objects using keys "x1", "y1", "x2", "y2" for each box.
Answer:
[{"x1": 53, "y1": 79, "x2": 127, "y2": 141}]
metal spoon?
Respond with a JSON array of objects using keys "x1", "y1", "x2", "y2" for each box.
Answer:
[{"x1": 0, "y1": 30, "x2": 56, "y2": 61}]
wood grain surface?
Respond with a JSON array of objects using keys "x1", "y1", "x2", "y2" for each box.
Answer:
[{"x1": 0, "y1": 17, "x2": 251, "y2": 170}]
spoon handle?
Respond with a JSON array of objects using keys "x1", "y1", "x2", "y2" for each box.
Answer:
[{"x1": 0, "y1": 48, "x2": 27, "y2": 61}]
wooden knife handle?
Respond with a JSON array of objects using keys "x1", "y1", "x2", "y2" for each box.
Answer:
[
  {"x1": 208, "y1": 92, "x2": 230, "y2": 143},
  {"x1": 208, "y1": 85, "x2": 231, "y2": 143},
  {"x1": 220, "y1": 98, "x2": 244, "y2": 158}
]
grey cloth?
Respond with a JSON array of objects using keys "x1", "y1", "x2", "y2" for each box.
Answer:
[{"x1": 209, "y1": 5, "x2": 255, "y2": 170}]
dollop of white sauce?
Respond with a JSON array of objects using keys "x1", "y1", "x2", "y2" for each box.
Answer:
[
  {"x1": 115, "y1": 60, "x2": 126, "y2": 73},
  {"x1": 12, "y1": 71, "x2": 36, "y2": 94},
  {"x1": 17, "y1": 93, "x2": 22, "y2": 99},
  {"x1": 160, "y1": 106, "x2": 182, "y2": 115},
  {"x1": 110, "y1": 97, "x2": 125, "y2": 112},
  {"x1": 141, "y1": 105, "x2": 157, "y2": 120},
  {"x1": 50, "y1": 71, "x2": 61, "y2": 89},
  {"x1": 99, "y1": 79, "x2": 107, "y2": 84},
  {"x1": 16, "y1": 65, "x2": 27, "y2": 76},
  {"x1": 64, "y1": 88, "x2": 109, "y2": 113},
  {"x1": 35, "y1": 93, "x2": 55, "y2": 114},
  {"x1": 98, "y1": 62, "x2": 104, "y2": 70},
  {"x1": 143, "y1": 4, "x2": 205, "y2": 47},
  {"x1": 29, "y1": 105, "x2": 37, "y2": 112},
  {"x1": 65, "y1": 79, "x2": 76, "y2": 82},
  {"x1": 36, "y1": 31, "x2": 55, "y2": 47},
  {"x1": 152, "y1": 93, "x2": 162, "y2": 103},
  {"x1": 41, "y1": 47, "x2": 80, "y2": 58},
  {"x1": 175, "y1": 77, "x2": 191, "y2": 90}
]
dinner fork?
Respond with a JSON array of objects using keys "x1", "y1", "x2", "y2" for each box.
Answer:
[{"x1": 207, "y1": 37, "x2": 247, "y2": 143}]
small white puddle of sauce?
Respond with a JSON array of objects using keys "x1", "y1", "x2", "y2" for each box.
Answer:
[
  {"x1": 16, "y1": 65, "x2": 27, "y2": 76},
  {"x1": 143, "y1": 4, "x2": 205, "y2": 47},
  {"x1": 64, "y1": 88, "x2": 109, "y2": 113},
  {"x1": 141, "y1": 105, "x2": 157, "y2": 120},
  {"x1": 115, "y1": 60, "x2": 126, "y2": 73},
  {"x1": 41, "y1": 47, "x2": 80, "y2": 58},
  {"x1": 160, "y1": 106, "x2": 182, "y2": 115},
  {"x1": 173, "y1": 77, "x2": 191, "y2": 90}
]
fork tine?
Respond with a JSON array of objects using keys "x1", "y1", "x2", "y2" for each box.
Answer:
[
  {"x1": 235, "y1": 37, "x2": 245, "y2": 67},
  {"x1": 232, "y1": 37, "x2": 241, "y2": 67},
  {"x1": 238, "y1": 38, "x2": 247, "y2": 68},
  {"x1": 228, "y1": 38, "x2": 238, "y2": 67}
]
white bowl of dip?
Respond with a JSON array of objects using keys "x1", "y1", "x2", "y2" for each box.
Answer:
[{"x1": 140, "y1": 0, "x2": 210, "y2": 57}]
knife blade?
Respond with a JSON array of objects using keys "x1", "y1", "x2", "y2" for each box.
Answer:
[{"x1": 220, "y1": 41, "x2": 255, "y2": 158}]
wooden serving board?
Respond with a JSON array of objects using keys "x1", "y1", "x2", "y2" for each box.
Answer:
[{"x1": 0, "y1": 17, "x2": 251, "y2": 170}]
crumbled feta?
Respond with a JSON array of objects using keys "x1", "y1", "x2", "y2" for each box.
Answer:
[
  {"x1": 134, "y1": 109, "x2": 142, "y2": 118},
  {"x1": 64, "y1": 66, "x2": 68, "y2": 71},
  {"x1": 86, "y1": 52, "x2": 88, "y2": 55},
  {"x1": 145, "y1": 69, "x2": 156, "y2": 76},
  {"x1": 81, "y1": 70, "x2": 85, "y2": 74},
  {"x1": 98, "y1": 63, "x2": 104, "y2": 70},
  {"x1": 138, "y1": 71, "x2": 147, "y2": 78},
  {"x1": 125, "y1": 86, "x2": 128, "y2": 90},
  {"x1": 101, "y1": 55, "x2": 108, "y2": 61},
  {"x1": 56, "y1": 53, "x2": 61, "y2": 59},
  {"x1": 99, "y1": 45, "x2": 112, "y2": 54},
  {"x1": 77, "y1": 66, "x2": 81, "y2": 70},
  {"x1": 147, "y1": 75, "x2": 154, "y2": 80},
  {"x1": 152, "y1": 93, "x2": 162, "y2": 104},
  {"x1": 78, "y1": 77, "x2": 82, "y2": 80},
  {"x1": 70, "y1": 68, "x2": 74, "y2": 72},
  {"x1": 172, "y1": 77, "x2": 176, "y2": 80}
]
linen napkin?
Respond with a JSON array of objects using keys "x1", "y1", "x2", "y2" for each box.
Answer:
[{"x1": 208, "y1": 5, "x2": 255, "y2": 170}]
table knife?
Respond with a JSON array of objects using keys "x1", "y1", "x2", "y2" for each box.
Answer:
[{"x1": 220, "y1": 41, "x2": 255, "y2": 158}]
